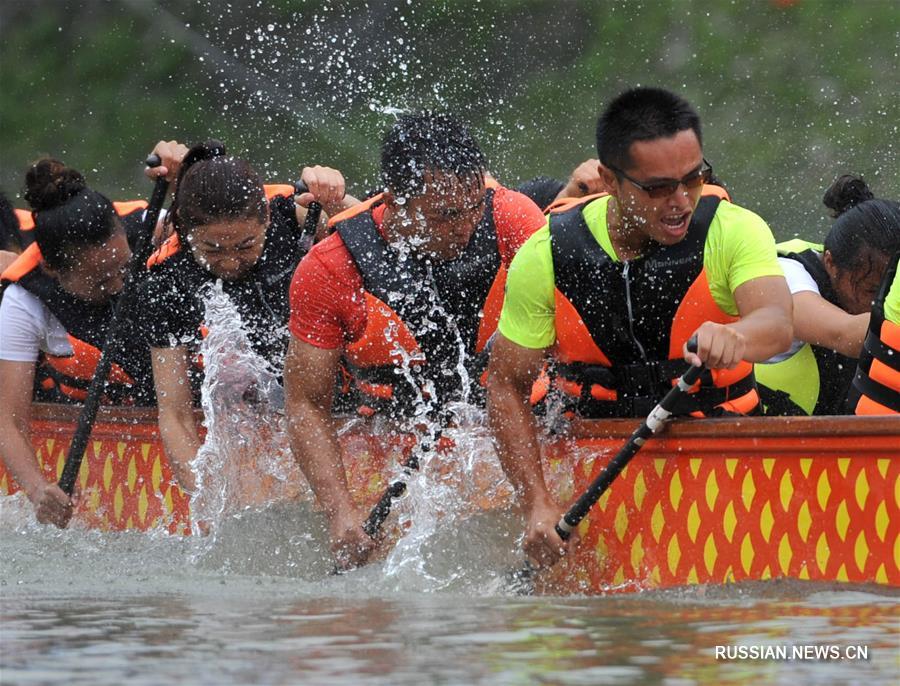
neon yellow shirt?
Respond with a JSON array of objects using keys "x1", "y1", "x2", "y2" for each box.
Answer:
[
  {"x1": 884, "y1": 262, "x2": 900, "y2": 325},
  {"x1": 498, "y1": 196, "x2": 783, "y2": 349}
]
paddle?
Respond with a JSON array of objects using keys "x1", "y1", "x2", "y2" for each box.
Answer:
[
  {"x1": 57, "y1": 155, "x2": 170, "y2": 496},
  {"x1": 327, "y1": 424, "x2": 439, "y2": 575},
  {"x1": 293, "y1": 180, "x2": 322, "y2": 251},
  {"x1": 362, "y1": 426, "x2": 440, "y2": 538},
  {"x1": 506, "y1": 339, "x2": 707, "y2": 594}
]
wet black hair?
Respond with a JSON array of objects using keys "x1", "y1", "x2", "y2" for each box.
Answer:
[
  {"x1": 380, "y1": 111, "x2": 486, "y2": 200},
  {"x1": 23, "y1": 158, "x2": 118, "y2": 271},
  {"x1": 168, "y1": 140, "x2": 267, "y2": 238},
  {"x1": 596, "y1": 87, "x2": 703, "y2": 171},
  {"x1": 823, "y1": 174, "x2": 900, "y2": 278},
  {"x1": 0, "y1": 191, "x2": 25, "y2": 252}
]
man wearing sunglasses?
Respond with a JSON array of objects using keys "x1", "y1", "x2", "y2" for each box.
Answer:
[{"x1": 486, "y1": 87, "x2": 792, "y2": 569}]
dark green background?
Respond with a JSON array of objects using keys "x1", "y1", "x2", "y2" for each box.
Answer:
[{"x1": 1, "y1": 0, "x2": 898, "y2": 239}]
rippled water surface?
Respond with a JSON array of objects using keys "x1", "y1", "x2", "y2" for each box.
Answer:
[
  {"x1": 3, "y1": 292, "x2": 897, "y2": 685},
  {"x1": 2, "y1": 502, "x2": 898, "y2": 686}
]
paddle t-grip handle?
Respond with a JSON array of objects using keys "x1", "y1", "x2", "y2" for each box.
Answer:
[
  {"x1": 294, "y1": 180, "x2": 322, "y2": 247},
  {"x1": 686, "y1": 335, "x2": 698, "y2": 355}
]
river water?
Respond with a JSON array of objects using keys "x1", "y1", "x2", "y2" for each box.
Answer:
[
  {"x1": 1, "y1": 495, "x2": 898, "y2": 686},
  {"x1": 3, "y1": 290, "x2": 898, "y2": 685}
]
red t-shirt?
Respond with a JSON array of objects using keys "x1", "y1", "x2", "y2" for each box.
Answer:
[{"x1": 288, "y1": 186, "x2": 546, "y2": 350}]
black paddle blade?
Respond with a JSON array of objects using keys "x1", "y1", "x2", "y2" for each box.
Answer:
[{"x1": 502, "y1": 559, "x2": 539, "y2": 596}]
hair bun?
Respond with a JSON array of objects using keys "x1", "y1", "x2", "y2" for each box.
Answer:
[
  {"x1": 23, "y1": 158, "x2": 86, "y2": 212},
  {"x1": 181, "y1": 140, "x2": 228, "y2": 171},
  {"x1": 823, "y1": 174, "x2": 874, "y2": 218}
]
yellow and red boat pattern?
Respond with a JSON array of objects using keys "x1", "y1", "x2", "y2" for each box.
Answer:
[
  {"x1": 1, "y1": 405, "x2": 898, "y2": 594},
  {"x1": 538, "y1": 419, "x2": 899, "y2": 593}
]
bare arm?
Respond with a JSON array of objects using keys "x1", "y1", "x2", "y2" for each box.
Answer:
[
  {"x1": 486, "y1": 335, "x2": 550, "y2": 507},
  {"x1": 284, "y1": 337, "x2": 376, "y2": 569},
  {"x1": 150, "y1": 346, "x2": 201, "y2": 492},
  {"x1": 553, "y1": 159, "x2": 604, "y2": 201},
  {"x1": 0, "y1": 360, "x2": 74, "y2": 526},
  {"x1": 486, "y1": 334, "x2": 576, "y2": 567},
  {"x1": 792, "y1": 290, "x2": 868, "y2": 358},
  {"x1": 686, "y1": 275, "x2": 794, "y2": 368}
]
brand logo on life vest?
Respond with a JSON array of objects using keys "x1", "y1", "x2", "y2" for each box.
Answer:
[
  {"x1": 644, "y1": 254, "x2": 701, "y2": 270},
  {"x1": 262, "y1": 265, "x2": 296, "y2": 286}
]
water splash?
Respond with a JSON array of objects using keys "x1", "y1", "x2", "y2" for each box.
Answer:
[
  {"x1": 370, "y1": 242, "x2": 518, "y2": 590},
  {"x1": 189, "y1": 281, "x2": 303, "y2": 545}
]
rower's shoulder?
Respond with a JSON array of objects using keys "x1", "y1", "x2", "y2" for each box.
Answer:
[
  {"x1": 713, "y1": 198, "x2": 770, "y2": 229},
  {"x1": 298, "y1": 231, "x2": 361, "y2": 286}
]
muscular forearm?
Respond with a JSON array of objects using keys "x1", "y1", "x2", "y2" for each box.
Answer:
[
  {"x1": 729, "y1": 305, "x2": 793, "y2": 362},
  {"x1": 487, "y1": 375, "x2": 552, "y2": 509},
  {"x1": 287, "y1": 399, "x2": 354, "y2": 518},
  {"x1": 157, "y1": 407, "x2": 201, "y2": 492}
]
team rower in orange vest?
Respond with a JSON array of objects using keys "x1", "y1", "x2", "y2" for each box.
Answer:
[
  {"x1": 486, "y1": 87, "x2": 793, "y2": 569},
  {"x1": 284, "y1": 112, "x2": 547, "y2": 570},
  {"x1": 0, "y1": 159, "x2": 155, "y2": 527},
  {"x1": 139, "y1": 139, "x2": 355, "y2": 493},
  {"x1": 847, "y1": 248, "x2": 900, "y2": 414}
]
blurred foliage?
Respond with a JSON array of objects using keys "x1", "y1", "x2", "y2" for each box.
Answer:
[{"x1": 1, "y1": 0, "x2": 898, "y2": 238}]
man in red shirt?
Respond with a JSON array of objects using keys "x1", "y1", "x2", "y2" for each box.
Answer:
[{"x1": 285, "y1": 112, "x2": 546, "y2": 569}]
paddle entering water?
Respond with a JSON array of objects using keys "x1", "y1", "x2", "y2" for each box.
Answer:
[
  {"x1": 506, "y1": 339, "x2": 706, "y2": 594},
  {"x1": 57, "y1": 155, "x2": 170, "y2": 496},
  {"x1": 362, "y1": 425, "x2": 441, "y2": 538}
]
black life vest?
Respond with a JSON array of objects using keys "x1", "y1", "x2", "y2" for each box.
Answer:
[
  {"x1": 335, "y1": 189, "x2": 506, "y2": 416},
  {"x1": 143, "y1": 192, "x2": 304, "y2": 374},
  {"x1": 549, "y1": 193, "x2": 758, "y2": 418},
  {"x1": 757, "y1": 246, "x2": 857, "y2": 415}
]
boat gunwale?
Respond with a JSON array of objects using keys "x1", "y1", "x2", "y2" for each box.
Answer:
[{"x1": 29, "y1": 402, "x2": 900, "y2": 439}]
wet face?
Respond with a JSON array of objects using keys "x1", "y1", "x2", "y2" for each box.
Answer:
[
  {"x1": 606, "y1": 129, "x2": 705, "y2": 247},
  {"x1": 186, "y1": 218, "x2": 267, "y2": 280},
  {"x1": 54, "y1": 227, "x2": 131, "y2": 303},
  {"x1": 827, "y1": 250, "x2": 889, "y2": 314},
  {"x1": 389, "y1": 171, "x2": 486, "y2": 261}
]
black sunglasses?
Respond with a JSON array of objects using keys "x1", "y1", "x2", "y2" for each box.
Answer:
[{"x1": 607, "y1": 159, "x2": 713, "y2": 199}]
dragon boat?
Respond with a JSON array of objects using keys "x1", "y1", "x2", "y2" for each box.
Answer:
[{"x1": 2, "y1": 403, "x2": 898, "y2": 595}]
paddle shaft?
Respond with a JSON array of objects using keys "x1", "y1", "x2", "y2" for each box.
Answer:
[
  {"x1": 362, "y1": 428, "x2": 439, "y2": 538},
  {"x1": 554, "y1": 360, "x2": 706, "y2": 541},
  {"x1": 57, "y1": 157, "x2": 169, "y2": 496}
]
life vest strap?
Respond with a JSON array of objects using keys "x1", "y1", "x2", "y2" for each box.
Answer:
[
  {"x1": 862, "y1": 330, "x2": 900, "y2": 372},
  {"x1": 757, "y1": 383, "x2": 809, "y2": 416},
  {"x1": 559, "y1": 362, "x2": 758, "y2": 418},
  {"x1": 556, "y1": 358, "x2": 687, "y2": 398},
  {"x1": 851, "y1": 368, "x2": 900, "y2": 413}
]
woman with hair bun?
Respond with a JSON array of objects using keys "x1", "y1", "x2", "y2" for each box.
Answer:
[
  {"x1": 0, "y1": 159, "x2": 156, "y2": 527},
  {"x1": 756, "y1": 174, "x2": 900, "y2": 415},
  {"x1": 140, "y1": 139, "x2": 355, "y2": 491}
]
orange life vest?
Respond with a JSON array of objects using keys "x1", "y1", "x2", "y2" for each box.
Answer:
[
  {"x1": 544, "y1": 187, "x2": 759, "y2": 418},
  {"x1": 15, "y1": 201, "x2": 148, "y2": 234},
  {"x1": 848, "y1": 250, "x2": 900, "y2": 415},
  {"x1": 0, "y1": 244, "x2": 153, "y2": 404},
  {"x1": 331, "y1": 188, "x2": 506, "y2": 416}
]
